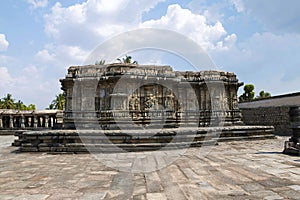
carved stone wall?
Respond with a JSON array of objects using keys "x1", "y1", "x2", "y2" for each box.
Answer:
[{"x1": 60, "y1": 64, "x2": 243, "y2": 129}]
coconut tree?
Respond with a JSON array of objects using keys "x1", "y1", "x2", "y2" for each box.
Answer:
[
  {"x1": 50, "y1": 93, "x2": 65, "y2": 110},
  {"x1": 26, "y1": 104, "x2": 36, "y2": 110},
  {"x1": 95, "y1": 59, "x2": 106, "y2": 65},
  {"x1": 117, "y1": 55, "x2": 138, "y2": 64},
  {"x1": 15, "y1": 100, "x2": 30, "y2": 110},
  {"x1": 1, "y1": 93, "x2": 15, "y2": 109}
]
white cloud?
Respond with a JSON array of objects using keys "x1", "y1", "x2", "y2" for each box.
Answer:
[
  {"x1": 55, "y1": 45, "x2": 89, "y2": 63},
  {"x1": 0, "y1": 64, "x2": 61, "y2": 109},
  {"x1": 0, "y1": 34, "x2": 9, "y2": 51},
  {"x1": 210, "y1": 32, "x2": 300, "y2": 95},
  {"x1": 230, "y1": 0, "x2": 244, "y2": 13},
  {"x1": 22, "y1": 65, "x2": 46, "y2": 80},
  {"x1": 215, "y1": 33, "x2": 237, "y2": 51},
  {"x1": 0, "y1": 67, "x2": 13, "y2": 87},
  {"x1": 35, "y1": 49, "x2": 55, "y2": 62},
  {"x1": 141, "y1": 4, "x2": 227, "y2": 50},
  {"x1": 35, "y1": 44, "x2": 90, "y2": 70},
  {"x1": 44, "y1": 0, "x2": 165, "y2": 48},
  {"x1": 27, "y1": 0, "x2": 48, "y2": 9}
]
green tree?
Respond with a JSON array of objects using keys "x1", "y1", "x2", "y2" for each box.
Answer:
[
  {"x1": 1, "y1": 93, "x2": 15, "y2": 109},
  {"x1": 117, "y1": 55, "x2": 138, "y2": 64},
  {"x1": 0, "y1": 94, "x2": 36, "y2": 110},
  {"x1": 256, "y1": 90, "x2": 271, "y2": 99},
  {"x1": 95, "y1": 59, "x2": 106, "y2": 65},
  {"x1": 26, "y1": 104, "x2": 36, "y2": 110},
  {"x1": 15, "y1": 100, "x2": 26, "y2": 110},
  {"x1": 49, "y1": 93, "x2": 65, "y2": 110},
  {"x1": 239, "y1": 84, "x2": 255, "y2": 102},
  {"x1": 47, "y1": 103, "x2": 55, "y2": 110}
]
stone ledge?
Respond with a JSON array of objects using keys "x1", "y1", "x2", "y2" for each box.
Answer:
[{"x1": 13, "y1": 125, "x2": 274, "y2": 153}]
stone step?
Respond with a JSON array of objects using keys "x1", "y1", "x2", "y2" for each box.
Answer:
[{"x1": 14, "y1": 126, "x2": 275, "y2": 152}]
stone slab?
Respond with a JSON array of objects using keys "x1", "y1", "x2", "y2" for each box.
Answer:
[{"x1": 2, "y1": 136, "x2": 299, "y2": 199}]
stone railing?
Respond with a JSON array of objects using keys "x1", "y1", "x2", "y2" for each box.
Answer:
[{"x1": 0, "y1": 109, "x2": 63, "y2": 131}]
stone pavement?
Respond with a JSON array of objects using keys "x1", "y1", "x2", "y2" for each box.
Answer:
[{"x1": 0, "y1": 135, "x2": 300, "y2": 200}]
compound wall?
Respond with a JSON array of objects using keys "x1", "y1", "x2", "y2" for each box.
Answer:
[{"x1": 239, "y1": 92, "x2": 300, "y2": 136}]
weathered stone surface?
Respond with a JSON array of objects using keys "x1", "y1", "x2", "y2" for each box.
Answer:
[
  {"x1": 2, "y1": 135, "x2": 300, "y2": 199},
  {"x1": 0, "y1": 109, "x2": 63, "y2": 131},
  {"x1": 14, "y1": 126, "x2": 274, "y2": 152},
  {"x1": 240, "y1": 107, "x2": 292, "y2": 135},
  {"x1": 61, "y1": 64, "x2": 244, "y2": 129}
]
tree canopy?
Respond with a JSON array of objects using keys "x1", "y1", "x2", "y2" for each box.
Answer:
[
  {"x1": 256, "y1": 90, "x2": 271, "y2": 99},
  {"x1": 117, "y1": 55, "x2": 138, "y2": 64},
  {"x1": 95, "y1": 59, "x2": 106, "y2": 65},
  {"x1": 239, "y1": 84, "x2": 255, "y2": 102},
  {"x1": 239, "y1": 84, "x2": 271, "y2": 102},
  {"x1": 48, "y1": 93, "x2": 65, "y2": 110},
  {"x1": 0, "y1": 93, "x2": 36, "y2": 110}
]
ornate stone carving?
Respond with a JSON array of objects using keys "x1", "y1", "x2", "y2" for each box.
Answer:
[{"x1": 60, "y1": 64, "x2": 244, "y2": 129}]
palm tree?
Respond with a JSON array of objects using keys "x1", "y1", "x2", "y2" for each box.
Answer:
[
  {"x1": 95, "y1": 59, "x2": 106, "y2": 65},
  {"x1": 1, "y1": 93, "x2": 15, "y2": 109},
  {"x1": 26, "y1": 104, "x2": 36, "y2": 110},
  {"x1": 117, "y1": 55, "x2": 138, "y2": 64},
  {"x1": 15, "y1": 100, "x2": 25, "y2": 110},
  {"x1": 51, "y1": 93, "x2": 65, "y2": 110}
]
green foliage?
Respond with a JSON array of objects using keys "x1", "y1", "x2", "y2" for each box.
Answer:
[
  {"x1": 1, "y1": 93, "x2": 15, "y2": 109},
  {"x1": 48, "y1": 93, "x2": 65, "y2": 110},
  {"x1": 0, "y1": 93, "x2": 36, "y2": 110},
  {"x1": 95, "y1": 59, "x2": 106, "y2": 65},
  {"x1": 117, "y1": 55, "x2": 138, "y2": 64},
  {"x1": 256, "y1": 90, "x2": 271, "y2": 99},
  {"x1": 239, "y1": 84, "x2": 272, "y2": 102},
  {"x1": 239, "y1": 84, "x2": 255, "y2": 102},
  {"x1": 244, "y1": 84, "x2": 254, "y2": 93},
  {"x1": 27, "y1": 104, "x2": 36, "y2": 110}
]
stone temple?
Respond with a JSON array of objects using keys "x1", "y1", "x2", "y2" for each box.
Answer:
[
  {"x1": 14, "y1": 64, "x2": 274, "y2": 152},
  {"x1": 61, "y1": 63, "x2": 244, "y2": 129}
]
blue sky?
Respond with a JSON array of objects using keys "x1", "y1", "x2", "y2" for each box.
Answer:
[{"x1": 0, "y1": 0, "x2": 300, "y2": 109}]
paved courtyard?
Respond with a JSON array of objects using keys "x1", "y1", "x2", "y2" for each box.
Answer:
[{"x1": 0, "y1": 135, "x2": 300, "y2": 200}]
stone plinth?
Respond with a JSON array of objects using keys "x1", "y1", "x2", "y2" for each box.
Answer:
[
  {"x1": 14, "y1": 64, "x2": 275, "y2": 153},
  {"x1": 14, "y1": 126, "x2": 274, "y2": 153}
]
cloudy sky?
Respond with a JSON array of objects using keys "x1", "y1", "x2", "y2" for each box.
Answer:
[{"x1": 0, "y1": 0, "x2": 299, "y2": 109}]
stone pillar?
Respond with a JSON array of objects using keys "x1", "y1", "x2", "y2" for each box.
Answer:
[
  {"x1": 33, "y1": 116, "x2": 38, "y2": 128},
  {"x1": 0, "y1": 117, "x2": 2, "y2": 128},
  {"x1": 9, "y1": 115, "x2": 14, "y2": 128},
  {"x1": 45, "y1": 115, "x2": 49, "y2": 128},
  {"x1": 21, "y1": 115, "x2": 25, "y2": 128}
]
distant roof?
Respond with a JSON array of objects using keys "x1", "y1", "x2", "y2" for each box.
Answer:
[
  {"x1": 0, "y1": 109, "x2": 63, "y2": 115},
  {"x1": 239, "y1": 92, "x2": 300, "y2": 108}
]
